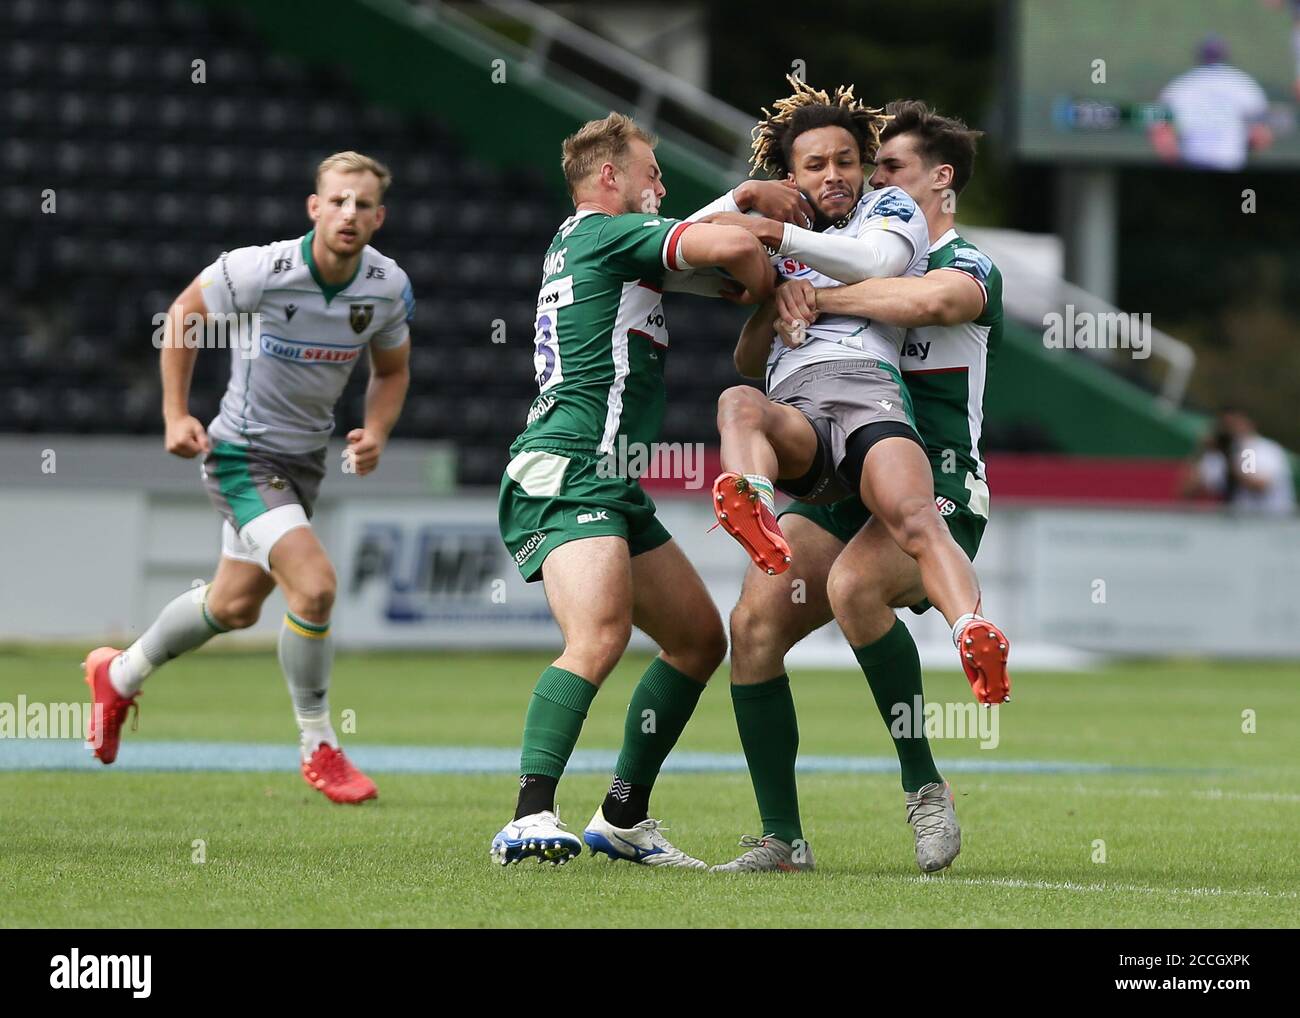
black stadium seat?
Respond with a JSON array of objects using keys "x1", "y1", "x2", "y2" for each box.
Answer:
[{"x1": 0, "y1": 0, "x2": 740, "y2": 485}]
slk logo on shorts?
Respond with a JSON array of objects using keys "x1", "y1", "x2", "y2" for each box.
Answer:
[
  {"x1": 576, "y1": 510, "x2": 610, "y2": 524},
  {"x1": 935, "y1": 497, "x2": 958, "y2": 516}
]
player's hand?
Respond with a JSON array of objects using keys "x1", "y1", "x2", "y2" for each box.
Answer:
[
  {"x1": 737, "y1": 179, "x2": 815, "y2": 228},
  {"x1": 775, "y1": 278, "x2": 818, "y2": 329},
  {"x1": 164, "y1": 415, "x2": 210, "y2": 458},
  {"x1": 775, "y1": 316, "x2": 809, "y2": 349},
  {"x1": 700, "y1": 211, "x2": 784, "y2": 252},
  {"x1": 344, "y1": 428, "x2": 384, "y2": 476}
]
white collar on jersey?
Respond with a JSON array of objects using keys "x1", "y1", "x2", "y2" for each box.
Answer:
[{"x1": 928, "y1": 227, "x2": 959, "y2": 254}]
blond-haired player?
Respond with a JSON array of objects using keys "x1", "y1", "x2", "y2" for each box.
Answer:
[
  {"x1": 491, "y1": 113, "x2": 774, "y2": 866},
  {"x1": 83, "y1": 152, "x2": 413, "y2": 803}
]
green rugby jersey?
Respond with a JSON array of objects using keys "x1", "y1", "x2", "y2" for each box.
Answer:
[
  {"x1": 512, "y1": 209, "x2": 693, "y2": 457},
  {"x1": 900, "y1": 229, "x2": 1003, "y2": 519}
]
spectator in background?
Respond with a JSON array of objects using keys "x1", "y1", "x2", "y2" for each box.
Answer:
[
  {"x1": 1149, "y1": 35, "x2": 1273, "y2": 171},
  {"x1": 1183, "y1": 407, "x2": 1296, "y2": 514}
]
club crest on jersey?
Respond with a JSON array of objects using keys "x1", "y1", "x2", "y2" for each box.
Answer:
[{"x1": 349, "y1": 304, "x2": 375, "y2": 333}]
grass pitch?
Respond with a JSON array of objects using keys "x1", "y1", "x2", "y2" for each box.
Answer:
[{"x1": 1, "y1": 645, "x2": 1296, "y2": 928}]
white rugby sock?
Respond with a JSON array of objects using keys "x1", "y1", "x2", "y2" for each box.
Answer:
[
  {"x1": 279, "y1": 611, "x2": 337, "y2": 759},
  {"x1": 743, "y1": 473, "x2": 777, "y2": 513},
  {"x1": 297, "y1": 713, "x2": 338, "y2": 758},
  {"x1": 110, "y1": 584, "x2": 227, "y2": 696},
  {"x1": 951, "y1": 612, "x2": 983, "y2": 649}
]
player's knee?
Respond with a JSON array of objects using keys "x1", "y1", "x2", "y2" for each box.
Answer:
[
  {"x1": 206, "y1": 591, "x2": 262, "y2": 630},
  {"x1": 826, "y1": 557, "x2": 881, "y2": 620},
  {"x1": 571, "y1": 619, "x2": 633, "y2": 677},
  {"x1": 675, "y1": 607, "x2": 727, "y2": 679},
  {"x1": 717, "y1": 385, "x2": 766, "y2": 432},
  {"x1": 729, "y1": 597, "x2": 791, "y2": 662},
  {"x1": 287, "y1": 572, "x2": 337, "y2": 622}
]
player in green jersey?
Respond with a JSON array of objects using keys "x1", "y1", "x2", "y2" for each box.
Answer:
[
  {"x1": 714, "y1": 102, "x2": 1003, "y2": 874},
  {"x1": 491, "y1": 113, "x2": 775, "y2": 867}
]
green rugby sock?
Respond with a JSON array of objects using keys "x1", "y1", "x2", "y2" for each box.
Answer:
[
  {"x1": 731, "y1": 674, "x2": 802, "y2": 844},
  {"x1": 601, "y1": 659, "x2": 705, "y2": 827},
  {"x1": 853, "y1": 620, "x2": 943, "y2": 794},
  {"x1": 518, "y1": 666, "x2": 599, "y2": 783}
]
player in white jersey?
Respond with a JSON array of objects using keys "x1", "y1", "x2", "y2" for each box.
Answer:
[
  {"x1": 82, "y1": 152, "x2": 413, "y2": 804},
  {"x1": 697, "y1": 78, "x2": 1010, "y2": 705},
  {"x1": 714, "y1": 100, "x2": 1005, "y2": 874}
]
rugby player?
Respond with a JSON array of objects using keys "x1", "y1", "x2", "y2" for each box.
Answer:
[
  {"x1": 697, "y1": 78, "x2": 1009, "y2": 708},
  {"x1": 490, "y1": 113, "x2": 774, "y2": 867},
  {"x1": 713, "y1": 102, "x2": 1002, "y2": 873},
  {"x1": 82, "y1": 152, "x2": 413, "y2": 804}
]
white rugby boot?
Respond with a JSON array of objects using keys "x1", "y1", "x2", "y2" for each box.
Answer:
[
  {"x1": 490, "y1": 809, "x2": 583, "y2": 866},
  {"x1": 710, "y1": 835, "x2": 815, "y2": 873},
  {"x1": 583, "y1": 806, "x2": 707, "y2": 868},
  {"x1": 906, "y1": 780, "x2": 961, "y2": 873}
]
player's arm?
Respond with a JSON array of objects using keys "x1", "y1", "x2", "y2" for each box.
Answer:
[
  {"x1": 346, "y1": 338, "x2": 410, "y2": 477},
  {"x1": 677, "y1": 223, "x2": 775, "y2": 304},
  {"x1": 160, "y1": 274, "x2": 212, "y2": 458},
  {"x1": 734, "y1": 297, "x2": 779, "y2": 378},
  {"x1": 810, "y1": 269, "x2": 986, "y2": 327},
  {"x1": 688, "y1": 179, "x2": 814, "y2": 227},
  {"x1": 701, "y1": 212, "x2": 914, "y2": 285}
]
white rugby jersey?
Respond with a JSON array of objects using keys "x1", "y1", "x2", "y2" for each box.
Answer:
[
  {"x1": 198, "y1": 231, "x2": 414, "y2": 454},
  {"x1": 766, "y1": 185, "x2": 929, "y2": 389}
]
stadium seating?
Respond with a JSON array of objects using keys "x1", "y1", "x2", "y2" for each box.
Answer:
[{"x1": 1, "y1": 0, "x2": 751, "y2": 484}]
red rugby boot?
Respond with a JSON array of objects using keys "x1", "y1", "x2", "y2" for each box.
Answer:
[
  {"x1": 712, "y1": 472, "x2": 792, "y2": 575},
  {"x1": 301, "y1": 743, "x2": 378, "y2": 804},
  {"x1": 956, "y1": 617, "x2": 1011, "y2": 705},
  {"x1": 83, "y1": 646, "x2": 137, "y2": 764}
]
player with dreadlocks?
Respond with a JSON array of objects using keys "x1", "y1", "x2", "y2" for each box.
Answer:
[{"x1": 693, "y1": 76, "x2": 1011, "y2": 716}]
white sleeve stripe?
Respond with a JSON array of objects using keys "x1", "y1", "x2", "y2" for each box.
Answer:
[{"x1": 662, "y1": 222, "x2": 694, "y2": 271}]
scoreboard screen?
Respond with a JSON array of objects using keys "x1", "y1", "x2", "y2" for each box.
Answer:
[{"x1": 1012, "y1": 0, "x2": 1300, "y2": 169}]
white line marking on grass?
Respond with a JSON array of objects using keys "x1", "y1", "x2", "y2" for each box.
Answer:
[
  {"x1": 0, "y1": 741, "x2": 1200, "y2": 775},
  {"x1": 898, "y1": 875, "x2": 1298, "y2": 900},
  {"x1": 967, "y1": 783, "x2": 1300, "y2": 804}
]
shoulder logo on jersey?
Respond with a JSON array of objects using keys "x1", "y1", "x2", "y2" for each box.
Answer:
[
  {"x1": 285, "y1": 303, "x2": 298, "y2": 322},
  {"x1": 272, "y1": 255, "x2": 294, "y2": 274},
  {"x1": 950, "y1": 247, "x2": 993, "y2": 281},
  {"x1": 869, "y1": 189, "x2": 917, "y2": 222},
  {"x1": 365, "y1": 265, "x2": 386, "y2": 279},
  {"x1": 349, "y1": 304, "x2": 374, "y2": 333}
]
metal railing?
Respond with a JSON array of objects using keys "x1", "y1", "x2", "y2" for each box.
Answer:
[
  {"x1": 413, "y1": 0, "x2": 1194, "y2": 408},
  {"x1": 422, "y1": 0, "x2": 758, "y2": 173},
  {"x1": 963, "y1": 227, "x2": 1196, "y2": 409}
]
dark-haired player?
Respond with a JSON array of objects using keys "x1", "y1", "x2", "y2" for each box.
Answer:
[
  {"x1": 713, "y1": 101, "x2": 1004, "y2": 873},
  {"x1": 696, "y1": 78, "x2": 1010, "y2": 712}
]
